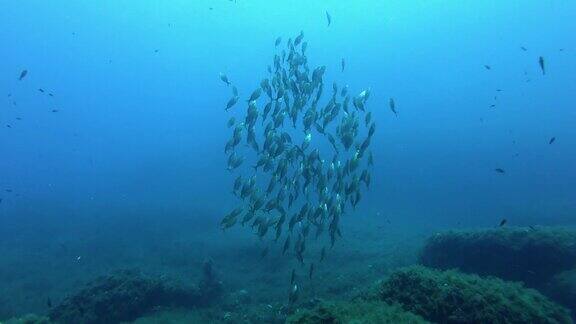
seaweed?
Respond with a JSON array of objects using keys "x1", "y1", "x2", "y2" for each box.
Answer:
[
  {"x1": 419, "y1": 227, "x2": 576, "y2": 287},
  {"x1": 372, "y1": 266, "x2": 572, "y2": 324},
  {"x1": 48, "y1": 266, "x2": 221, "y2": 324},
  {"x1": 3, "y1": 314, "x2": 51, "y2": 324},
  {"x1": 545, "y1": 270, "x2": 576, "y2": 317},
  {"x1": 287, "y1": 300, "x2": 428, "y2": 324}
]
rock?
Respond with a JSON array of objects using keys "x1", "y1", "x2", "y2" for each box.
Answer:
[
  {"x1": 371, "y1": 266, "x2": 572, "y2": 324},
  {"x1": 287, "y1": 300, "x2": 428, "y2": 324},
  {"x1": 419, "y1": 227, "x2": 576, "y2": 286},
  {"x1": 545, "y1": 269, "x2": 576, "y2": 315},
  {"x1": 48, "y1": 270, "x2": 208, "y2": 324},
  {"x1": 4, "y1": 314, "x2": 51, "y2": 324}
]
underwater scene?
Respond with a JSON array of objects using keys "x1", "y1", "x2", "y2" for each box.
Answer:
[{"x1": 1, "y1": 1, "x2": 575, "y2": 323}]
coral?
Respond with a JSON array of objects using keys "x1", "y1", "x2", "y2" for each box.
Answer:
[
  {"x1": 419, "y1": 227, "x2": 576, "y2": 286},
  {"x1": 372, "y1": 266, "x2": 572, "y2": 324},
  {"x1": 287, "y1": 300, "x2": 428, "y2": 324},
  {"x1": 48, "y1": 269, "x2": 215, "y2": 324}
]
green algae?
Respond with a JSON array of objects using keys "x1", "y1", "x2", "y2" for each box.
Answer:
[
  {"x1": 287, "y1": 300, "x2": 428, "y2": 324},
  {"x1": 545, "y1": 269, "x2": 576, "y2": 316},
  {"x1": 420, "y1": 227, "x2": 576, "y2": 287},
  {"x1": 372, "y1": 266, "x2": 572, "y2": 324},
  {"x1": 3, "y1": 314, "x2": 51, "y2": 324}
]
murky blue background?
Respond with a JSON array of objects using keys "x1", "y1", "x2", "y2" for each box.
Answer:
[{"x1": 0, "y1": 0, "x2": 575, "y2": 319}]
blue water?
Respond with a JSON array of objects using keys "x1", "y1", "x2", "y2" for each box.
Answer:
[{"x1": 1, "y1": 0, "x2": 575, "y2": 320}]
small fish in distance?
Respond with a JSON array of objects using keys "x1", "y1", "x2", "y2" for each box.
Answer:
[
  {"x1": 219, "y1": 73, "x2": 231, "y2": 86},
  {"x1": 326, "y1": 11, "x2": 332, "y2": 26},
  {"x1": 19, "y1": 70, "x2": 28, "y2": 80},
  {"x1": 494, "y1": 168, "x2": 505, "y2": 174},
  {"x1": 389, "y1": 98, "x2": 398, "y2": 116},
  {"x1": 538, "y1": 56, "x2": 545, "y2": 75},
  {"x1": 549, "y1": 137, "x2": 556, "y2": 144},
  {"x1": 499, "y1": 219, "x2": 507, "y2": 227},
  {"x1": 484, "y1": 65, "x2": 491, "y2": 70}
]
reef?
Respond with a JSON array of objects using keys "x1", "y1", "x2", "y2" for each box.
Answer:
[
  {"x1": 286, "y1": 265, "x2": 572, "y2": 323},
  {"x1": 419, "y1": 227, "x2": 576, "y2": 287},
  {"x1": 48, "y1": 263, "x2": 223, "y2": 324},
  {"x1": 545, "y1": 270, "x2": 576, "y2": 316},
  {"x1": 287, "y1": 300, "x2": 428, "y2": 324},
  {"x1": 370, "y1": 266, "x2": 572, "y2": 324}
]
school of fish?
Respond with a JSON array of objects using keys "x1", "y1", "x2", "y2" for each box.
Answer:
[{"x1": 219, "y1": 32, "x2": 375, "y2": 279}]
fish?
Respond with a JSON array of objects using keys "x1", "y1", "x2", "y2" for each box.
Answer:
[
  {"x1": 288, "y1": 284, "x2": 299, "y2": 305},
  {"x1": 389, "y1": 98, "x2": 398, "y2": 116},
  {"x1": 38, "y1": 89, "x2": 45, "y2": 93},
  {"x1": 282, "y1": 235, "x2": 291, "y2": 255},
  {"x1": 538, "y1": 56, "x2": 545, "y2": 75},
  {"x1": 225, "y1": 96, "x2": 239, "y2": 111},
  {"x1": 233, "y1": 175, "x2": 243, "y2": 193},
  {"x1": 549, "y1": 137, "x2": 556, "y2": 145},
  {"x1": 484, "y1": 65, "x2": 491, "y2": 70},
  {"x1": 521, "y1": 46, "x2": 527, "y2": 51},
  {"x1": 290, "y1": 269, "x2": 296, "y2": 285},
  {"x1": 247, "y1": 88, "x2": 262, "y2": 102},
  {"x1": 46, "y1": 297, "x2": 52, "y2": 308},
  {"x1": 260, "y1": 246, "x2": 269, "y2": 259},
  {"x1": 275, "y1": 37, "x2": 282, "y2": 47},
  {"x1": 219, "y1": 72, "x2": 231, "y2": 86},
  {"x1": 499, "y1": 219, "x2": 507, "y2": 227},
  {"x1": 227, "y1": 117, "x2": 236, "y2": 128},
  {"x1": 494, "y1": 168, "x2": 505, "y2": 174},
  {"x1": 309, "y1": 263, "x2": 314, "y2": 279},
  {"x1": 341, "y1": 58, "x2": 345, "y2": 72},
  {"x1": 294, "y1": 31, "x2": 304, "y2": 47},
  {"x1": 19, "y1": 70, "x2": 28, "y2": 80},
  {"x1": 326, "y1": 11, "x2": 332, "y2": 26}
]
